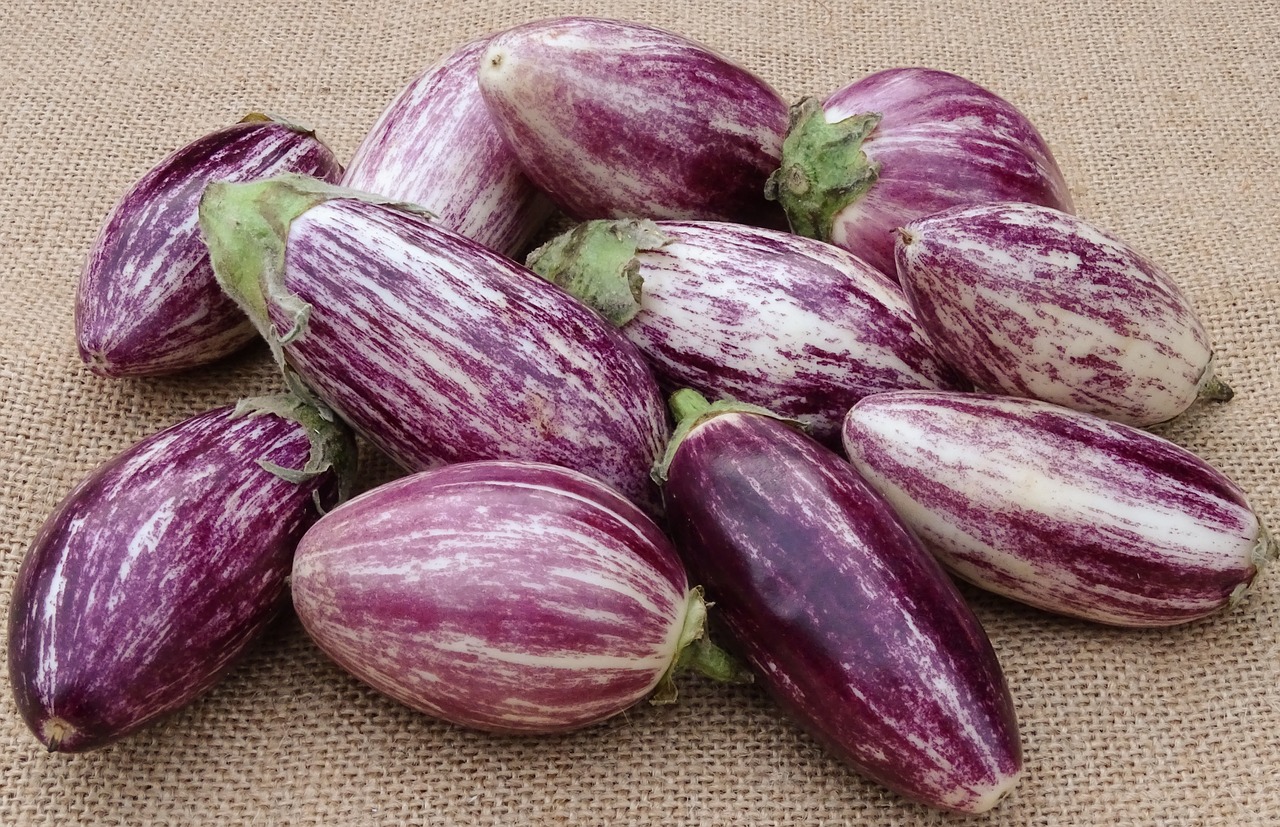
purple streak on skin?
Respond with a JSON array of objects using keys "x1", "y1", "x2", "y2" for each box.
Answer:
[
  {"x1": 896, "y1": 202, "x2": 1214, "y2": 426},
  {"x1": 7, "y1": 404, "x2": 347, "y2": 752},
  {"x1": 342, "y1": 36, "x2": 554, "y2": 258},
  {"x1": 292, "y1": 461, "x2": 689, "y2": 734},
  {"x1": 663, "y1": 411, "x2": 1020, "y2": 813},
  {"x1": 76, "y1": 119, "x2": 342, "y2": 377},
  {"x1": 478, "y1": 17, "x2": 789, "y2": 226},
  {"x1": 841, "y1": 391, "x2": 1270, "y2": 626}
]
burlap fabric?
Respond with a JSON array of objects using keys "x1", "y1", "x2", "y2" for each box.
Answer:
[{"x1": 2, "y1": 0, "x2": 1277, "y2": 823}]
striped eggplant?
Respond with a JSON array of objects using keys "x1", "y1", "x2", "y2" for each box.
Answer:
[
  {"x1": 292, "y1": 460, "x2": 745, "y2": 734},
  {"x1": 342, "y1": 35, "x2": 554, "y2": 258},
  {"x1": 654, "y1": 391, "x2": 1021, "y2": 813},
  {"x1": 76, "y1": 114, "x2": 343, "y2": 377},
  {"x1": 766, "y1": 67, "x2": 1073, "y2": 277},
  {"x1": 896, "y1": 202, "x2": 1230, "y2": 426},
  {"x1": 477, "y1": 16, "x2": 789, "y2": 227},
  {"x1": 199, "y1": 175, "x2": 669, "y2": 513},
  {"x1": 527, "y1": 219, "x2": 966, "y2": 443},
  {"x1": 7, "y1": 395, "x2": 354, "y2": 752},
  {"x1": 841, "y1": 391, "x2": 1275, "y2": 626}
]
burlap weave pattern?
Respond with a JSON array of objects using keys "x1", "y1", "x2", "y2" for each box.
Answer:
[{"x1": 2, "y1": 0, "x2": 1277, "y2": 824}]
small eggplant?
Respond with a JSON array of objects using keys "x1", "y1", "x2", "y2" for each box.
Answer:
[
  {"x1": 477, "y1": 16, "x2": 789, "y2": 226},
  {"x1": 342, "y1": 35, "x2": 554, "y2": 258},
  {"x1": 7, "y1": 395, "x2": 354, "y2": 752},
  {"x1": 199, "y1": 175, "x2": 669, "y2": 513},
  {"x1": 895, "y1": 201, "x2": 1230, "y2": 426},
  {"x1": 767, "y1": 67, "x2": 1073, "y2": 277},
  {"x1": 841, "y1": 391, "x2": 1274, "y2": 627},
  {"x1": 655, "y1": 391, "x2": 1021, "y2": 813},
  {"x1": 291, "y1": 461, "x2": 745, "y2": 734},
  {"x1": 76, "y1": 115, "x2": 342, "y2": 377},
  {"x1": 527, "y1": 219, "x2": 965, "y2": 443}
]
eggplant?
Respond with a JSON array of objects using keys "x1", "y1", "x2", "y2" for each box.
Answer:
[
  {"x1": 896, "y1": 201, "x2": 1230, "y2": 426},
  {"x1": 477, "y1": 16, "x2": 789, "y2": 226},
  {"x1": 527, "y1": 219, "x2": 965, "y2": 443},
  {"x1": 76, "y1": 114, "x2": 342, "y2": 377},
  {"x1": 7, "y1": 395, "x2": 354, "y2": 752},
  {"x1": 199, "y1": 175, "x2": 669, "y2": 513},
  {"x1": 342, "y1": 35, "x2": 554, "y2": 258},
  {"x1": 766, "y1": 67, "x2": 1073, "y2": 277},
  {"x1": 841, "y1": 391, "x2": 1274, "y2": 626},
  {"x1": 654, "y1": 391, "x2": 1021, "y2": 813},
  {"x1": 292, "y1": 460, "x2": 745, "y2": 734}
]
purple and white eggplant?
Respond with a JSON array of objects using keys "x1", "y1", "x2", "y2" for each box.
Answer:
[
  {"x1": 841, "y1": 391, "x2": 1274, "y2": 627},
  {"x1": 199, "y1": 175, "x2": 669, "y2": 513},
  {"x1": 896, "y1": 202, "x2": 1230, "y2": 426},
  {"x1": 76, "y1": 114, "x2": 343, "y2": 377},
  {"x1": 527, "y1": 219, "x2": 966, "y2": 443},
  {"x1": 477, "y1": 16, "x2": 789, "y2": 226},
  {"x1": 766, "y1": 67, "x2": 1073, "y2": 277},
  {"x1": 654, "y1": 391, "x2": 1021, "y2": 813},
  {"x1": 292, "y1": 460, "x2": 745, "y2": 734},
  {"x1": 7, "y1": 395, "x2": 354, "y2": 752},
  {"x1": 342, "y1": 35, "x2": 554, "y2": 258}
]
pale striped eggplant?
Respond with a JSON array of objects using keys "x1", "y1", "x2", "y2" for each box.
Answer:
[
  {"x1": 7, "y1": 395, "x2": 354, "y2": 752},
  {"x1": 766, "y1": 67, "x2": 1073, "y2": 277},
  {"x1": 292, "y1": 461, "x2": 745, "y2": 734},
  {"x1": 896, "y1": 202, "x2": 1230, "y2": 426},
  {"x1": 76, "y1": 115, "x2": 342, "y2": 377},
  {"x1": 841, "y1": 391, "x2": 1274, "y2": 626},
  {"x1": 527, "y1": 219, "x2": 966, "y2": 443},
  {"x1": 477, "y1": 16, "x2": 789, "y2": 227},
  {"x1": 342, "y1": 35, "x2": 554, "y2": 257},
  {"x1": 199, "y1": 175, "x2": 669, "y2": 513},
  {"x1": 654, "y1": 391, "x2": 1021, "y2": 813}
]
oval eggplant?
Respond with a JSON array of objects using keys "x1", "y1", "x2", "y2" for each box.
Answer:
[
  {"x1": 896, "y1": 201, "x2": 1230, "y2": 426},
  {"x1": 655, "y1": 391, "x2": 1021, "y2": 813},
  {"x1": 7, "y1": 395, "x2": 354, "y2": 752},
  {"x1": 342, "y1": 35, "x2": 554, "y2": 257},
  {"x1": 766, "y1": 67, "x2": 1073, "y2": 277},
  {"x1": 292, "y1": 460, "x2": 744, "y2": 734},
  {"x1": 477, "y1": 16, "x2": 789, "y2": 226},
  {"x1": 198, "y1": 175, "x2": 669, "y2": 513},
  {"x1": 527, "y1": 219, "x2": 966, "y2": 443},
  {"x1": 76, "y1": 115, "x2": 343, "y2": 377},
  {"x1": 841, "y1": 391, "x2": 1275, "y2": 626}
]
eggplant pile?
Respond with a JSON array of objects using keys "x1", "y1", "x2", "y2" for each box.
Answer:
[{"x1": 8, "y1": 12, "x2": 1271, "y2": 818}]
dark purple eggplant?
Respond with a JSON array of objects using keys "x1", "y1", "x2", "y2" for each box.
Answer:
[{"x1": 654, "y1": 390, "x2": 1021, "y2": 813}]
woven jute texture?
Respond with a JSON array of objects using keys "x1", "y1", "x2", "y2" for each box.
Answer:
[{"x1": 2, "y1": 0, "x2": 1278, "y2": 824}]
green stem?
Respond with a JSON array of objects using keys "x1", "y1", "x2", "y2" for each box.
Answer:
[
  {"x1": 650, "y1": 587, "x2": 753, "y2": 705},
  {"x1": 651, "y1": 390, "x2": 801, "y2": 486},
  {"x1": 233, "y1": 392, "x2": 358, "y2": 505}
]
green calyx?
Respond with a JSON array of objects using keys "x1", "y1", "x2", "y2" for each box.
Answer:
[
  {"x1": 651, "y1": 389, "x2": 802, "y2": 486},
  {"x1": 650, "y1": 586, "x2": 753, "y2": 705},
  {"x1": 764, "y1": 97, "x2": 882, "y2": 241},
  {"x1": 233, "y1": 392, "x2": 358, "y2": 506},
  {"x1": 525, "y1": 219, "x2": 673, "y2": 326}
]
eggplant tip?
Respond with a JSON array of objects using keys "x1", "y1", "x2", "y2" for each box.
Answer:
[{"x1": 41, "y1": 718, "x2": 76, "y2": 753}]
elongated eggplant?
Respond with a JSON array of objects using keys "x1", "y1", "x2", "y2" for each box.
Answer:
[
  {"x1": 842, "y1": 391, "x2": 1274, "y2": 626},
  {"x1": 527, "y1": 219, "x2": 965, "y2": 442},
  {"x1": 477, "y1": 16, "x2": 788, "y2": 226},
  {"x1": 896, "y1": 202, "x2": 1229, "y2": 426},
  {"x1": 199, "y1": 175, "x2": 669, "y2": 512},
  {"x1": 766, "y1": 67, "x2": 1073, "y2": 276},
  {"x1": 7, "y1": 395, "x2": 354, "y2": 752},
  {"x1": 342, "y1": 36, "x2": 554, "y2": 257},
  {"x1": 292, "y1": 460, "x2": 744, "y2": 734},
  {"x1": 654, "y1": 391, "x2": 1021, "y2": 813},
  {"x1": 76, "y1": 115, "x2": 342, "y2": 377}
]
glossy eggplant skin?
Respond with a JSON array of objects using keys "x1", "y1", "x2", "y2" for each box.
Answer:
[
  {"x1": 659, "y1": 404, "x2": 1021, "y2": 813},
  {"x1": 7, "y1": 398, "x2": 352, "y2": 752},
  {"x1": 477, "y1": 16, "x2": 789, "y2": 227},
  {"x1": 76, "y1": 116, "x2": 342, "y2": 377},
  {"x1": 841, "y1": 391, "x2": 1275, "y2": 626},
  {"x1": 342, "y1": 36, "x2": 554, "y2": 257}
]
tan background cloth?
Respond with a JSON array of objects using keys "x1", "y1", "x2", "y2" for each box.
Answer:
[{"x1": 2, "y1": 0, "x2": 1278, "y2": 823}]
